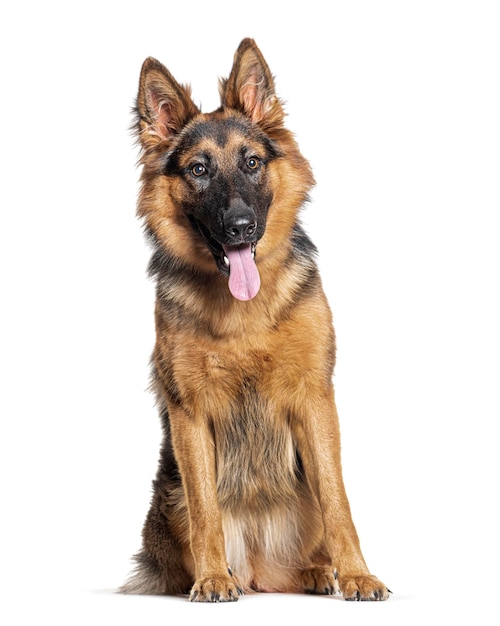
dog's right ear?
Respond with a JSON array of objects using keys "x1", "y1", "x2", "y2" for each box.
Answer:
[{"x1": 135, "y1": 57, "x2": 200, "y2": 148}]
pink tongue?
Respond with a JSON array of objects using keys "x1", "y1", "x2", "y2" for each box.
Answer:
[{"x1": 222, "y1": 244, "x2": 261, "y2": 301}]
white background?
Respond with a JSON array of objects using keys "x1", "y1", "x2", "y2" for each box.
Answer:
[{"x1": 1, "y1": 1, "x2": 499, "y2": 624}]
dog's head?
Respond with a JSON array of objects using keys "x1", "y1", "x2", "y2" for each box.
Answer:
[{"x1": 134, "y1": 39, "x2": 313, "y2": 301}]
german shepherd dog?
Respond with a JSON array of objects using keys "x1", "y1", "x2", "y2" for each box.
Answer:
[{"x1": 121, "y1": 38, "x2": 390, "y2": 602}]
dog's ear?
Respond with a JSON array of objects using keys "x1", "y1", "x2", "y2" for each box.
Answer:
[
  {"x1": 135, "y1": 57, "x2": 200, "y2": 148},
  {"x1": 220, "y1": 38, "x2": 285, "y2": 129}
]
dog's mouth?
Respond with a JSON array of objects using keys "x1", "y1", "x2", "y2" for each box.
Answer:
[
  {"x1": 221, "y1": 242, "x2": 260, "y2": 301},
  {"x1": 190, "y1": 218, "x2": 261, "y2": 301}
]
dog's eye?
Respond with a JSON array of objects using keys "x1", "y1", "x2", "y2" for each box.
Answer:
[
  {"x1": 191, "y1": 163, "x2": 207, "y2": 177},
  {"x1": 246, "y1": 157, "x2": 261, "y2": 171}
]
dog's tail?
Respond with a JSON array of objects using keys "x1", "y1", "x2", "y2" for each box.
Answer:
[{"x1": 119, "y1": 547, "x2": 191, "y2": 595}]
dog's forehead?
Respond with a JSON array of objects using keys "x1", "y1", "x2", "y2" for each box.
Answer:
[
  {"x1": 175, "y1": 115, "x2": 272, "y2": 162},
  {"x1": 188, "y1": 116, "x2": 252, "y2": 145}
]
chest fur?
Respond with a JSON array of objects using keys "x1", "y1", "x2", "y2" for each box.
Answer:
[{"x1": 213, "y1": 390, "x2": 301, "y2": 513}]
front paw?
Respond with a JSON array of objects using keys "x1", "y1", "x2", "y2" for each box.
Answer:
[
  {"x1": 189, "y1": 574, "x2": 244, "y2": 602},
  {"x1": 340, "y1": 574, "x2": 391, "y2": 601}
]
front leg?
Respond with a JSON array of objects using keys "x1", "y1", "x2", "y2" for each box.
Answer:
[
  {"x1": 292, "y1": 384, "x2": 390, "y2": 601},
  {"x1": 168, "y1": 405, "x2": 243, "y2": 602}
]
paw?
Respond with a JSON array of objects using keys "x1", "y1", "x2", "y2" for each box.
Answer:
[
  {"x1": 301, "y1": 567, "x2": 340, "y2": 595},
  {"x1": 340, "y1": 573, "x2": 391, "y2": 601},
  {"x1": 189, "y1": 573, "x2": 244, "y2": 602}
]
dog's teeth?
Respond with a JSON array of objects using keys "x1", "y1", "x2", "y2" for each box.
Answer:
[
  {"x1": 223, "y1": 256, "x2": 229, "y2": 266},
  {"x1": 251, "y1": 252, "x2": 255, "y2": 259}
]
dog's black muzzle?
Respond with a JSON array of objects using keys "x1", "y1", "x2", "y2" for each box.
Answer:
[{"x1": 223, "y1": 200, "x2": 257, "y2": 245}]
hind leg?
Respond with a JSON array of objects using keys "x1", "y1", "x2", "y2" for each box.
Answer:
[
  {"x1": 301, "y1": 567, "x2": 339, "y2": 595},
  {"x1": 121, "y1": 403, "x2": 197, "y2": 595},
  {"x1": 300, "y1": 548, "x2": 340, "y2": 596},
  {"x1": 120, "y1": 488, "x2": 193, "y2": 595}
]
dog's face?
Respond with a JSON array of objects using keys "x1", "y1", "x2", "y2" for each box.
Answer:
[
  {"x1": 134, "y1": 40, "x2": 314, "y2": 300},
  {"x1": 163, "y1": 113, "x2": 281, "y2": 298}
]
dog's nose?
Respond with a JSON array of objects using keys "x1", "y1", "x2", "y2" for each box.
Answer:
[
  {"x1": 223, "y1": 204, "x2": 257, "y2": 242},
  {"x1": 224, "y1": 216, "x2": 257, "y2": 240}
]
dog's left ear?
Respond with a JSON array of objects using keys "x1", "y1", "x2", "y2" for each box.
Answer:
[{"x1": 220, "y1": 38, "x2": 285, "y2": 129}]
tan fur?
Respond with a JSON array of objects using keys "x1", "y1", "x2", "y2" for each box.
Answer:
[{"x1": 121, "y1": 38, "x2": 390, "y2": 602}]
